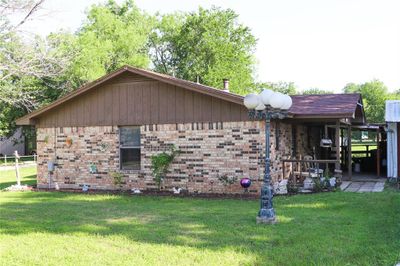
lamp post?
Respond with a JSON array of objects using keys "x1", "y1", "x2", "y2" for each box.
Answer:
[{"x1": 244, "y1": 90, "x2": 292, "y2": 224}]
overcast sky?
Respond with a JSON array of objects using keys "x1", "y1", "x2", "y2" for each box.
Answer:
[{"x1": 21, "y1": 0, "x2": 400, "y2": 92}]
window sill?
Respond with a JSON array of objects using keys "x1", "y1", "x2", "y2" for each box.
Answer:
[{"x1": 119, "y1": 169, "x2": 142, "y2": 174}]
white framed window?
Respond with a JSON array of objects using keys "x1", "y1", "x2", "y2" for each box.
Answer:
[{"x1": 119, "y1": 126, "x2": 141, "y2": 170}]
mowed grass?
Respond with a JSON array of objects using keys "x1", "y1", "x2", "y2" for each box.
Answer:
[
  {"x1": 0, "y1": 166, "x2": 36, "y2": 189},
  {"x1": 1, "y1": 168, "x2": 400, "y2": 265}
]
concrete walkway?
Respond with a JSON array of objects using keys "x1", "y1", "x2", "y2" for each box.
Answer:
[{"x1": 340, "y1": 180, "x2": 385, "y2": 192}]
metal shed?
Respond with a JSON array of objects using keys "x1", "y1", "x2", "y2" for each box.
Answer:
[{"x1": 385, "y1": 100, "x2": 400, "y2": 179}]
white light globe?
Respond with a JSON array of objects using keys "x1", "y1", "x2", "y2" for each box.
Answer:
[
  {"x1": 269, "y1": 92, "x2": 286, "y2": 109},
  {"x1": 255, "y1": 102, "x2": 266, "y2": 110},
  {"x1": 259, "y1": 89, "x2": 274, "y2": 106},
  {"x1": 243, "y1": 93, "x2": 260, "y2": 109},
  {"x1": 281, "y1": 95, "x2": 293, "y2": 110}
]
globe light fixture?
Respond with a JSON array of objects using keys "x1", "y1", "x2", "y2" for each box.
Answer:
[
  {"x1": 243, "y1": 90, "x2": 292, "y2": 224},
  {"x1": 255, "y1": 102, "x2": 266, "y2": 111},
  {"x1": 269, "y1": 92, "x2": 286, "y2": 109},
  {"x1": 281, "y1": 95, "x2": 293, "y2": 110},
  {"x1": 259, "y1": 89, "x2": 274, "y2": 105},
  {"x1": 243, "y1": 93, "x2": 260, "y2": 109}
]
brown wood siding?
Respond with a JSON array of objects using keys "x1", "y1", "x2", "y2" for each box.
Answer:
[{"x1": 36, "y1": 75, "x2": 249, "y2": 127}]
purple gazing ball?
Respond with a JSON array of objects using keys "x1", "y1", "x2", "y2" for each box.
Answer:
[{"x1": 240, "y1": 178, "x2": 252, "y2": 188}]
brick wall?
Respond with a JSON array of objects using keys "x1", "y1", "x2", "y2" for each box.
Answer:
[{"x1": 36, "y1": 120, "x2": 314, "y2": 194}]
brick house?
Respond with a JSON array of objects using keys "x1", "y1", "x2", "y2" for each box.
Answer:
[{"x1": 16, "y1": 66, "x2": 366, "y2": 194}]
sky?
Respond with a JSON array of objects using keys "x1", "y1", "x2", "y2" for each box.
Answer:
[{"x1": 18, "y1": 0, "x2": 400, "y2": 92}]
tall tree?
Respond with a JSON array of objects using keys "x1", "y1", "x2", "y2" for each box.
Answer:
[
  {"x1": 150, "y1": 7, "x2": 257, "y2": 95},
  {"x1": 149, "y1": 13, "x2": 184, "y2": 75},
  {"x1": 343, "y1": 80, "x2": 392, "y2": 123},
  {"x1": 61, "y1": 0, "x2": 154, "y2": 85},
  {"x1": 0, "y1": 0, "x2": 70, "y2": 135},
  {"x1": 302, "y1": 88, "x2": 333, "y2": 95}
]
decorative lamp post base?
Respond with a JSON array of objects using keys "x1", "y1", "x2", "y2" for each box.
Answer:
[
  {"x1": 256, "y1": 215, "x2": 277, "y2": 224},
  {"x1": 256, "y1": 206, "x2": 277, "y2": 224}
]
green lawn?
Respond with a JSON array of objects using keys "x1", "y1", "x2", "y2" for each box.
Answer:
[
  {"x1": 0, "y1": 167, "x2": 37, "y2": 190},
  {"x1": 1, "y1": 168, "x2": 400, "y2": 265}
]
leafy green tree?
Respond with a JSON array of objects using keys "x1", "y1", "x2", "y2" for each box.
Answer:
[
  {"x1": 150, "y1": 7, "x2": 257, "y2": 95},
  {"x1": 57, "y1": 0, "x2": 154, "y2": 86},
  {"x1": 343, "y1": 80, "x2": 393, "y2": 123},
  {"x1": 149, "y1": 13, "x2": 184, "y2": 75},
  {"x1": 258, "y1": 81, "x2": 298, "y2": 95},
  {"x1": 302, "y1": 88, "x2": 333, "y2": 95}
]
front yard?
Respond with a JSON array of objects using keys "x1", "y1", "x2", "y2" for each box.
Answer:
[{"x1": 0, "y1": 167, "x2": 400, "y2": 265}]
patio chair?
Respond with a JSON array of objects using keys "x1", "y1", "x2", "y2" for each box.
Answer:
[
  {"x1": 292, "y1": 155, "x2": 322, "y2": 183},
  {"x1": 303, "y1": 155, "x2": 324, "y2": 178}
]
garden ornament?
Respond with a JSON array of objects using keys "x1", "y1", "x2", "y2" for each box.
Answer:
[{"x1": 240, "y1": 178, "x2": 252, "y2": 189}]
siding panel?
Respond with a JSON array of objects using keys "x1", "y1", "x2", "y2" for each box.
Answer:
[
  {"x1": 150, "y1": 82, "x2": 159, "y2": 124},
  {"x1": 97, "y1": 87, "x2": 105, "y2": 125},
  {"x1": 184, "y1": 90, "x2": 194, "y2": 122},
  {"x1": 119, "y1": 84, "x2": 128, "y2": 125},
  {"x1": 83, "y1": 93, "x2": 90, "y2": 125},
  {"x1": 36, "y1": 73, "x2": 248, "y2": 127},
  {"x1": 175, "y1": 86, "x2": 185, "y2": 122},
  {"x1": 142, "y1": 82, "x2": 151, "y2": 123},
  {"x1": 166, "y1": 84, "x2": 176, "y2": 123},
  {"x1": 134, "y1": 83, "x2": 143, "y2": 125},
  {"x1": 212, "y1": 98, "x2": 221, "y2": 122},
  {"x1": 104, "y1": 86, "x2": 113, "y2": 125},
  {"x1": 90, "y1": 90, "x2": 98, "y2": 125},
  {"x1": 220, "y1": 100, "x2": 231, "y2": 121},
  {"x1": 159, "y1": 82, "x2": 169, "y2": 123},
  {"x1": 112, "y1": 86, "x2": 119, "y2": 125}
]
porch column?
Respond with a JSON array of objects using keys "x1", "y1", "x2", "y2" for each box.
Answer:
[
  {"x1": 376, "y1": 128, "x2": 380, "y2": 178},
  {"x1": 324, "y1": 125, "x2": 329, "y2": 170},
  {"x1": 335, "y1": 121, "x2": 340, "y2": 170},
  {"x1": 348, "y1": 125, "x2": 352, "y2": 180}
]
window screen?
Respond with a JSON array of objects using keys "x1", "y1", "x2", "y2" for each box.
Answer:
[{"x1": 119, "y1": 126, "x2": 140, "y2": 170}]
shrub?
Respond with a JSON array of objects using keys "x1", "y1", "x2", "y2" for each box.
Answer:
[
  {"x1": 151, "y1": 146, "x2": 180, "y2": 190},
  {"x1": 110, "y1": 172, "x2": 124, "y2": 189},
  {"x1": 218, "y1": 174, "x2": 237, "y2": 186}
]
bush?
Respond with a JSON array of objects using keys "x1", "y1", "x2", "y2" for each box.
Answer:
[
  {"x1": 217, "y1": 174, "x2": 237, "y2": 186},
  {"x1": 110, "y1": 172, "x2": 124, "y2": 189},
  {"x1": 151, "y1": 146, "x2": 180, "y2": 190}
]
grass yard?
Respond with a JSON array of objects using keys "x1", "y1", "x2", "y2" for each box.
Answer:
[
  {"x1": 1, "y1": 168, "x2": 400, "y2": 265},
  {"x1": 0, "y1": 167, "x2": 36, "y2": 190}
]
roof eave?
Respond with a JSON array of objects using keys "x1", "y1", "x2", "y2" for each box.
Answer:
[
  {"x1": 289, "y1": 113, "x2": 355, "y2": 119},
  {"x1": 15, "y1": 117, "x2": 35, "y2": 126}
]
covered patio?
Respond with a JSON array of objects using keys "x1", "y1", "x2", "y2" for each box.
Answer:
[{"x1": 282, "y1": 93, "x2": 385, "y2": 187}]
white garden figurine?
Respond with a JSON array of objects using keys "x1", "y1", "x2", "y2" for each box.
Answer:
[
  {"x1": 329, "y1": 178, "x2": 336, "y2": 187},
  {"x1": 172, "y1": 187, "x2": 182, "y2": 194},
  {"x1": 131, "y1": 188, "x2": 141, "y2": 194},
  {"x1": 303, "y1": 177, "x2": 315, "y2": 190},
  {"x1": 273, "y1": 179, "x2": 288, "y2": 195}
]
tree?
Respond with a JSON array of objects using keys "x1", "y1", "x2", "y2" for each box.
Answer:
[
  {"x1": 302, "y1": 88, "x2": 333, "y2": 95},
  {"x1": 150, "y1": 7, "x2": 257, "y2": 95},
  {"x1": 0, "y1": 0, "x2": 71, "y2": 136},
  {"x1": 258, "y1": 81, "x2": 298, "y2": 95},
  {"x1": 343, "y1": 80, "x2": 393, "y2": 123},
  {"x1": 59, "y1": 0, "x2": 154, "y2": 85},
  {"x1": 149, "y1": 13, "x2": 184, "y2": 75}
]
